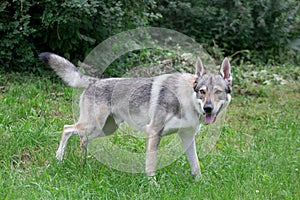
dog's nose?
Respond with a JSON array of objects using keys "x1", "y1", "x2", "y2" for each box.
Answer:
[{"x1": 203, "y1": 103, "x2": 213, "y2": 113}]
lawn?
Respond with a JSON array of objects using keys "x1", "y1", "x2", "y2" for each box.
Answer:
[{"x1": 0, "y1": 65, "x2": 299, "y2": 199}]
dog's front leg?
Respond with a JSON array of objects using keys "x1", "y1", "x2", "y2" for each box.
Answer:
[
  {"x1": 178, "y1": 131, "x2": 201, "y2": 181},
  {"x1": 145, "y1": 125, "x2": 162, "y2": 178}
]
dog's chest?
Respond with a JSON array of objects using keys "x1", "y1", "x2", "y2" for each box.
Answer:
[{"x1": 162, "y1": 108, "x2": 200, "y2": 135}]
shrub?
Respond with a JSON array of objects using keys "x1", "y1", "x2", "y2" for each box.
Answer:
[
  {"x1": 0, "y1": 0, "x2": 160, "y2": 72},
  {"x1": 153, "y1": 0, "x2": 300, "y2": 64},
  {"x1": 0, "y1": 1, "x2": 37, "y2": 72},
  {"x1": 1, "y1": 0, "x2": 299, "y2": 73}
]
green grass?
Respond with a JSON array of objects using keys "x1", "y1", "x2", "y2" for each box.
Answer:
[{"x1": 0, "y1": 68, "x2": 299, "y2": 199}]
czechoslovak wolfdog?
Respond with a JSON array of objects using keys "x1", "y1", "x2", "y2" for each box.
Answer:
[{"x1": 39, "y1": 52, "x2": 232, "y2": 180}]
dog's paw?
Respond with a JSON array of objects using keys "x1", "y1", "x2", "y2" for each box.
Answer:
[
  {"x1": 55, "y1": 151, "x2": 64, "y2": 162},
  {"x1": 148, "y1": 176, "x2": 159, "y2": 187},
  {"x1": 194, "y1": 173, "x2": 202, "y2": 182}
]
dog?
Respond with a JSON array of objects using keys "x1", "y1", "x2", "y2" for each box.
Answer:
[{"x1": 39, "y1": 52, "x2": 232, "y2": 180}]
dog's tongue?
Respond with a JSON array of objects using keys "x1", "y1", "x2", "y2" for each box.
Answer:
[{"x1": 205, "y1": 113, "x2": 216, "y2": 124}]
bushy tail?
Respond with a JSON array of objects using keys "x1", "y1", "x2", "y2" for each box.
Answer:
[{"x1": 39, "y1": 52, "x2": 96, "y2": 88}]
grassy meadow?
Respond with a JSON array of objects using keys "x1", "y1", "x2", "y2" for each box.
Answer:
[{"x1": 0, "y1": 64, "x2": 299, "y2": 199}]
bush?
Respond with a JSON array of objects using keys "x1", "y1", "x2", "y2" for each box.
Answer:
[
  {"x1": 0, "y1": 0, "x2": 160, "y2": 72},
  {"x1": 0, "y1": 1, "x2": 37, "y2": 72},
  {"x1": 154, "y1": 0, "x2": 300, "y2": 64},
  {"x1": 1, "y1": 0, "x2": 299, "y2": 72}
]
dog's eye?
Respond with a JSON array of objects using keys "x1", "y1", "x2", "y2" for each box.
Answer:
[
  {"x1": 199, "y1": 89, "x2": 205, "y2": 95},
  {"x1": 215, "y1": 90, "x2": 222, "y2": 94}
]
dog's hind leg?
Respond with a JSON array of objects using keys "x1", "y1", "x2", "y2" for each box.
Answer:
[
  {"x1": 56, "y1": 123, "x2": 89, "y2": 161},
  {"x1": 56, "y1": 125, "x2": 79, "y2": 161},
  {"x1": 79, "y1": 134, "x2": 89, "y2": 165},
  {"x1": 79, "y1": 112, "x2": 116, "y2": 158}
]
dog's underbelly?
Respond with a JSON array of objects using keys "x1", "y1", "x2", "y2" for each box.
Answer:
[{"x1": 112, "y1": 111, "x2": 150, "y2": 132}]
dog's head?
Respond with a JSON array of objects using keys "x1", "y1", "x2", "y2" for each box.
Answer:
[{"x1": 193, "y1": 58, "x2": 232, "y2": 124}]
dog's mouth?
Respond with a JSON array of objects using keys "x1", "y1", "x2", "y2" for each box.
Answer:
[
  {"x1": 203, "y1": 104, "x2": 223, "y2": 124},
  {"x1": 204, "y1": 113, "x2": 216, "y2": 124}
]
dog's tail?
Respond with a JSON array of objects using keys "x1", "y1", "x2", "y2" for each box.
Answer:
[{"x1": 39, "y1": 52, "x2": 96, "y2": 88}]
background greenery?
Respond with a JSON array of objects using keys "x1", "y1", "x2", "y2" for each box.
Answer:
[
  {"x1": 1, "y1": 0, "x2": 300, "y2": 72},
  {"x1": 0, "y1": 0, "x2": 160, "y2": 72},
  {"x1": 154, "y1": 0, "x2": 300, "y2": 64}
]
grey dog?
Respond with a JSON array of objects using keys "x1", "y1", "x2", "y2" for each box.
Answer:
[{"x1": 39, "y1": 52, "x2": 232, "y2": 180}]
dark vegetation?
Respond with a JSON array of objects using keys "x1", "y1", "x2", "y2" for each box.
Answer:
[{"x1": 1, "y1": 0, "x2": 299, "y2": 73}]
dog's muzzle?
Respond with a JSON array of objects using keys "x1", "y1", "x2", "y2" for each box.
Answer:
[
  {"x1": 203, "y1": 103, "x2": 215, "y2": 124},
  {"x1": 203, "y1": 103, "x2": 224, "y2": 124}
]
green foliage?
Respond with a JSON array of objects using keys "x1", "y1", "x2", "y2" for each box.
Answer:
[
  {"x1": 154, "y1": 0, "x2": 300, "y2": 64},
  {"x1": 39, "y1": 0, "x2": 160, "y2": 59},
  {"x1": 0, "y1": 1, "x2": 37, "y2": 71},
  {"x1": 0, "y1": 0, "x2": 160, "y2": 72},
  {"x1": 1, "y1": 0, "x2": 299, "y2": 72}
]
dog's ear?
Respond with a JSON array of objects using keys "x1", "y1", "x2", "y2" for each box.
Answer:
[
  {"x1": 220, "y1": 57, "x2": 232, "y2": 85},
  {"x1": 195, "y1": 57, "x2": 206, "y2": 78}
]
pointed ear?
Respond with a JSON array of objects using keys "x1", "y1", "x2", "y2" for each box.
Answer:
[
  {"x1": 220, "y1": 57, "x2": 232, "y2": 84},
  {"x1": 195, "y1": 57, "x2": 206, "y2": 78}
]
